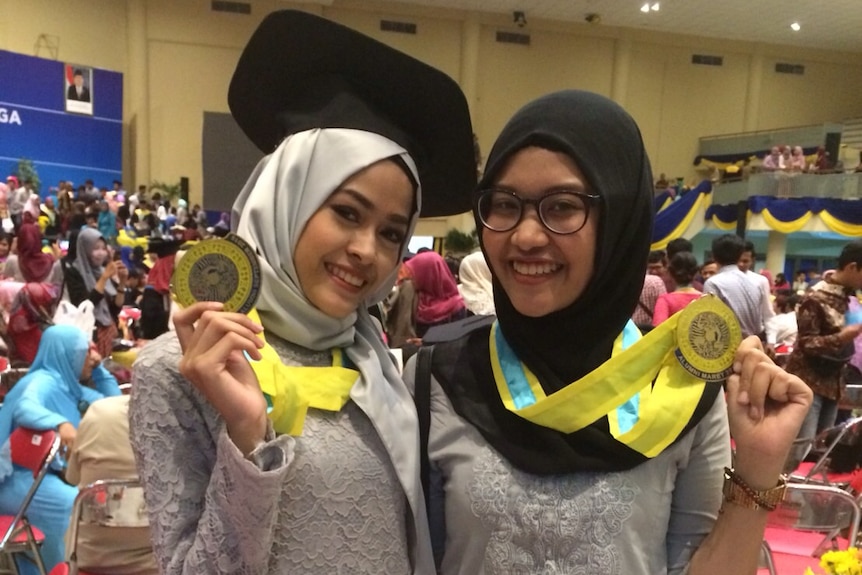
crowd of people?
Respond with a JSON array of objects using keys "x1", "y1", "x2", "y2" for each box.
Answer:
[
  {"x1": 635, "y1": 236, "x2": 862, "y2": 446},
  {"x1": 4, "y1": 8, "x2": 861, "y2": 575},
  {"x1": 0, "y1": 176, "x2": 220, "y2": 573}
]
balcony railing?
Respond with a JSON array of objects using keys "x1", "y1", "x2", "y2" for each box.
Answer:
[{"x1": 712, "y1": 172, "x2": 862, "y2": 205}]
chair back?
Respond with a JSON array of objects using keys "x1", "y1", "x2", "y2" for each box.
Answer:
[
  {"x1": 0, "y1": 427, "x2": 61, "y2": 550},
  {"x1": 9, "y1": 428, "x2": 59, "y2": 477},
  {"x1": 768, "y1": 483, "x2": 861, "y2": 544},
  {"x1": 783, "y1": 436, "x2": 815, "y2": 475},
  {"x1": 67, "y1": 479, "x2": 148, "y2": 575},
  {"x1": 802, "y1": 415, "x2": 862, "y2": 481}
]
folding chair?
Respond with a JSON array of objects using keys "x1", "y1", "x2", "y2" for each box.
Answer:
[
  {"x1": 67, "y1": 479, "x2": 148, "y2": 575},
  {"x1": 0, "y1": 427, "x2": 62, "y2": 575},
  {"x1": 791, "y1": 415, "x2": 862, "y2": 486},
  {"x1": 760, "y1": 483, "x2": 862, "y2": 575}
]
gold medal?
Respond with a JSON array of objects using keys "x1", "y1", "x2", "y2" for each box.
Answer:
[
  {"x1": 674, "y1": 295, "x2": 741, "y2": 381},
  {"x1": 171, "y1": 233, "x2": 261, "y2": 314}
]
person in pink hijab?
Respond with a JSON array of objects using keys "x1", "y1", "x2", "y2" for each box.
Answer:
[{"x1": 403, "y1": 250, "x2": 467, "y2": 337}]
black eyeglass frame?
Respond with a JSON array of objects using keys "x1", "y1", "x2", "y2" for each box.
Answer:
[{"x1": 474, "y1": 188, "x2": 601, "y2": 235}]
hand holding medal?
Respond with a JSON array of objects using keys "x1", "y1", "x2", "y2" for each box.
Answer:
[
  {"x1": 171, "y1": 232, "x2": 262, "y2": 313},
  {"x1": 171, "y1": 233, "x2": 269, "y2": 456},
  {"x1": 675, "y1": 296, "x2": 811, "y2": 490}
]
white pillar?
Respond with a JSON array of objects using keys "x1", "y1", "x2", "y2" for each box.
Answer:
[{"x1": 765, "y1": 230, "x2": 787, "y2": 275}]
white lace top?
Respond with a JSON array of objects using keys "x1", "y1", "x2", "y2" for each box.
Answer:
[{"x1": 130, "y1": 333, "x2": 411, "y2": 574}]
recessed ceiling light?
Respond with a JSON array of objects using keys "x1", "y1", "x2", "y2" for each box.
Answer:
[
  {"x1": 790, "y1": 22, "x2": 801, "y2": 31},
  {"x1": 641, "y1": 3, "x2": 650, "y2": 13},
  {"x1": 651, "y1": 3, "x2": 660, "y2": 11}
]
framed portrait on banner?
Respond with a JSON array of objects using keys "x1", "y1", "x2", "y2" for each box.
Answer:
[{"x1": 65, "y1": 64, "x2": 93, "y2": 115}]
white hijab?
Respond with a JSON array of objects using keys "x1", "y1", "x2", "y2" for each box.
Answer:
[
  {"x1": 458, "y1": 250, "x2": 495, "y2": 316},
  {"x1": 231, "y1": 127, "x2": 434, "y2": 573}
]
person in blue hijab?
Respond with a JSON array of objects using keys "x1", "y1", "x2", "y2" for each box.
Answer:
[{"x1": 0, "y1": 325, "x2": 121, "y2": 574}]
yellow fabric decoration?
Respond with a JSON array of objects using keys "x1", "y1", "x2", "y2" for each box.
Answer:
[
  {"x1": 711, "y1": 214, "x2": 738, "y2": 230},
  {"x1": 247, "y1": 309, "x2": 359, "y2": 435},
  {"x1": 651, "y1": 191, "x2": 709, "y2": 251},
  {"x1": 490, "y1": 313, "x2": 708, "y2": 459},
  {"x1": 820, "y1": 210, "x2": 862, "y2": 237},
  {"x1": 761, "y1": 208, "x2": 812, "y2": 234}
]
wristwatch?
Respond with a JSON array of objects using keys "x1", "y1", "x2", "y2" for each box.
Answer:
[{"x1": 722, "y1": 467, "x2": 787, "y2": 511}]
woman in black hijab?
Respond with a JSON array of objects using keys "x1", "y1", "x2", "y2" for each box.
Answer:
[{"x1": 407, "y1": 90, "x2": 811, "y2": 574}]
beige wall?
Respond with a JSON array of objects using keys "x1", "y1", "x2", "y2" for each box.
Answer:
[{"x1": 3, "y1": 0, "x2": 862, "y2": 218}]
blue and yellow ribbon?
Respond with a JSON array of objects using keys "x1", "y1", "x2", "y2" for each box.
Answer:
[{"x1": 490, "y1": 315, "x2": 708, "y2": 459}]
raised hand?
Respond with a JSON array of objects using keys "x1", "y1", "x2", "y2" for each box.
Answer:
[
  {"x1": 174, "y1": 301, "x2": 267, "y2": 456},
  {"x1": 725, "y1": 336, "x2": 812, "y2": 489}
]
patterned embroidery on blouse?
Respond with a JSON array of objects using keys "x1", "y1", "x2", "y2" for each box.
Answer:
[
  {"x1": 469, "y1": 447, "x2": 637, "y2": 574},
  {"x1": 130, "y1": 333, "x2": 411, "y2": 574},
  {"x1": 275, "y1": 403, "x2": 411, "y2": 573}
]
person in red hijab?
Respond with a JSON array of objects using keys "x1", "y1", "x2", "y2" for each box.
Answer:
[
  {"x1": 3, "y1": 217, "x2": 59, "y2": 283},
  {"x1": 6, "y1": 282, "x2": 58, "y2": 365},
  {"x1": 403, "y1": 250, "x2": 467, "y2": 337}
]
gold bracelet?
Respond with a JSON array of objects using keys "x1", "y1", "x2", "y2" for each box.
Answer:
[{"x1": 722, "y1": 467, "x2": 787, "y2": 511}]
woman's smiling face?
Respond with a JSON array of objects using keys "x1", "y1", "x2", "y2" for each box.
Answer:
[
  {"x1": 481, "y1": 146, "x2": 600, "y2": 318},
  {"x1": 293, "y1": 158, "x2": 414, "y2": 319}
]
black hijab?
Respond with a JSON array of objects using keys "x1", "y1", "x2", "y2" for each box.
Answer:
[{"x1": 431, "y1": 91, "x2": 719, "y2": 473}]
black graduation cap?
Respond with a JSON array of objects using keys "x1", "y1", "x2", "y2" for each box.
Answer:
[
  {"x1": 228, "y1": 10, "x2": 476, "y2": 217},
  {"x1": 146, "y1": 238, "x2": 183, "y2": 258}
]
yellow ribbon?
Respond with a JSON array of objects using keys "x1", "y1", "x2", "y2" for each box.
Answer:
[
  {"x1": 491, "y1": 313, "x2": 709, "y2": 458},
  {"x1": 247, "y1": 309, "x2": 359, "y2": 436}
]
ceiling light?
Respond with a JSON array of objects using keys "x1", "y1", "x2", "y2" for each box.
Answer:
[
  {"x1": 651, "y1": 3, "x2": 660, "y2": 11},
  {"x1": 790, "y1": 22, "x2": 801, "y2": 31},
  {"x1": 641, "y1": 3, "x2": 650, "y2": 13}
]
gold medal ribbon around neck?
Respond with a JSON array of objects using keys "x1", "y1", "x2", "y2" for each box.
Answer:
[
  {"x1": 246, "y1": 308, "x2": 359, "y2": 436},
  {"x1": 490, "y1": 296, "x2": 735, "y2": 458}
]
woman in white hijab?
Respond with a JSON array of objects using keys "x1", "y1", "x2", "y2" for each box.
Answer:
[
  {"x1": 129, "y1": 11, "x2": 475, "y2": 575},
  {"x1": 458, "y1": 250, "x2": 496, "y2": 316}
]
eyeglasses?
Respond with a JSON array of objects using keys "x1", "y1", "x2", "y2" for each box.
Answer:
[{"x1": 475, "y1": 188, "x2": 600, "y2": 235}]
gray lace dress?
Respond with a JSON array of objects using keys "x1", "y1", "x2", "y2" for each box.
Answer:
[{"x1": 130, "y1": 333, "x2": 412, "y2": 574}]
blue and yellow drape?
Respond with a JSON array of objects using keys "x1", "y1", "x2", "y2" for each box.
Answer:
[
  {"x1": 705, "y1": 197, "x2": 862, "y2": 236},
  {"x1": 651, "y1": 180, "x2": 713, "y2": 250}
]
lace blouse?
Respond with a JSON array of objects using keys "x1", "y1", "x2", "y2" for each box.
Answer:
[
  {"x1": 404, "y1": 362, "x2": 731, "y2": 575},
  {"x1": 130, "y1": 333, "x2": 411, "y2": 574}
]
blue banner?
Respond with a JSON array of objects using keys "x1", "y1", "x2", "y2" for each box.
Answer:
[{"x1": 0, "y1": 49, "x2": 123, "y2": 193}]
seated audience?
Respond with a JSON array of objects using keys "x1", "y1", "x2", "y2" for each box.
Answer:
[
  {"x1": 0, "y1": 325, "x2": 121, "y2": 574},
  {"x1": 6, "y1": 282, "x2": 58, "y2": 365},
  {"x1": 65, "y1": 228, "x2": 128, "y2": 357},
  {"x1": 3, "y1": 218, "x2": 61, "y2": 285}
]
